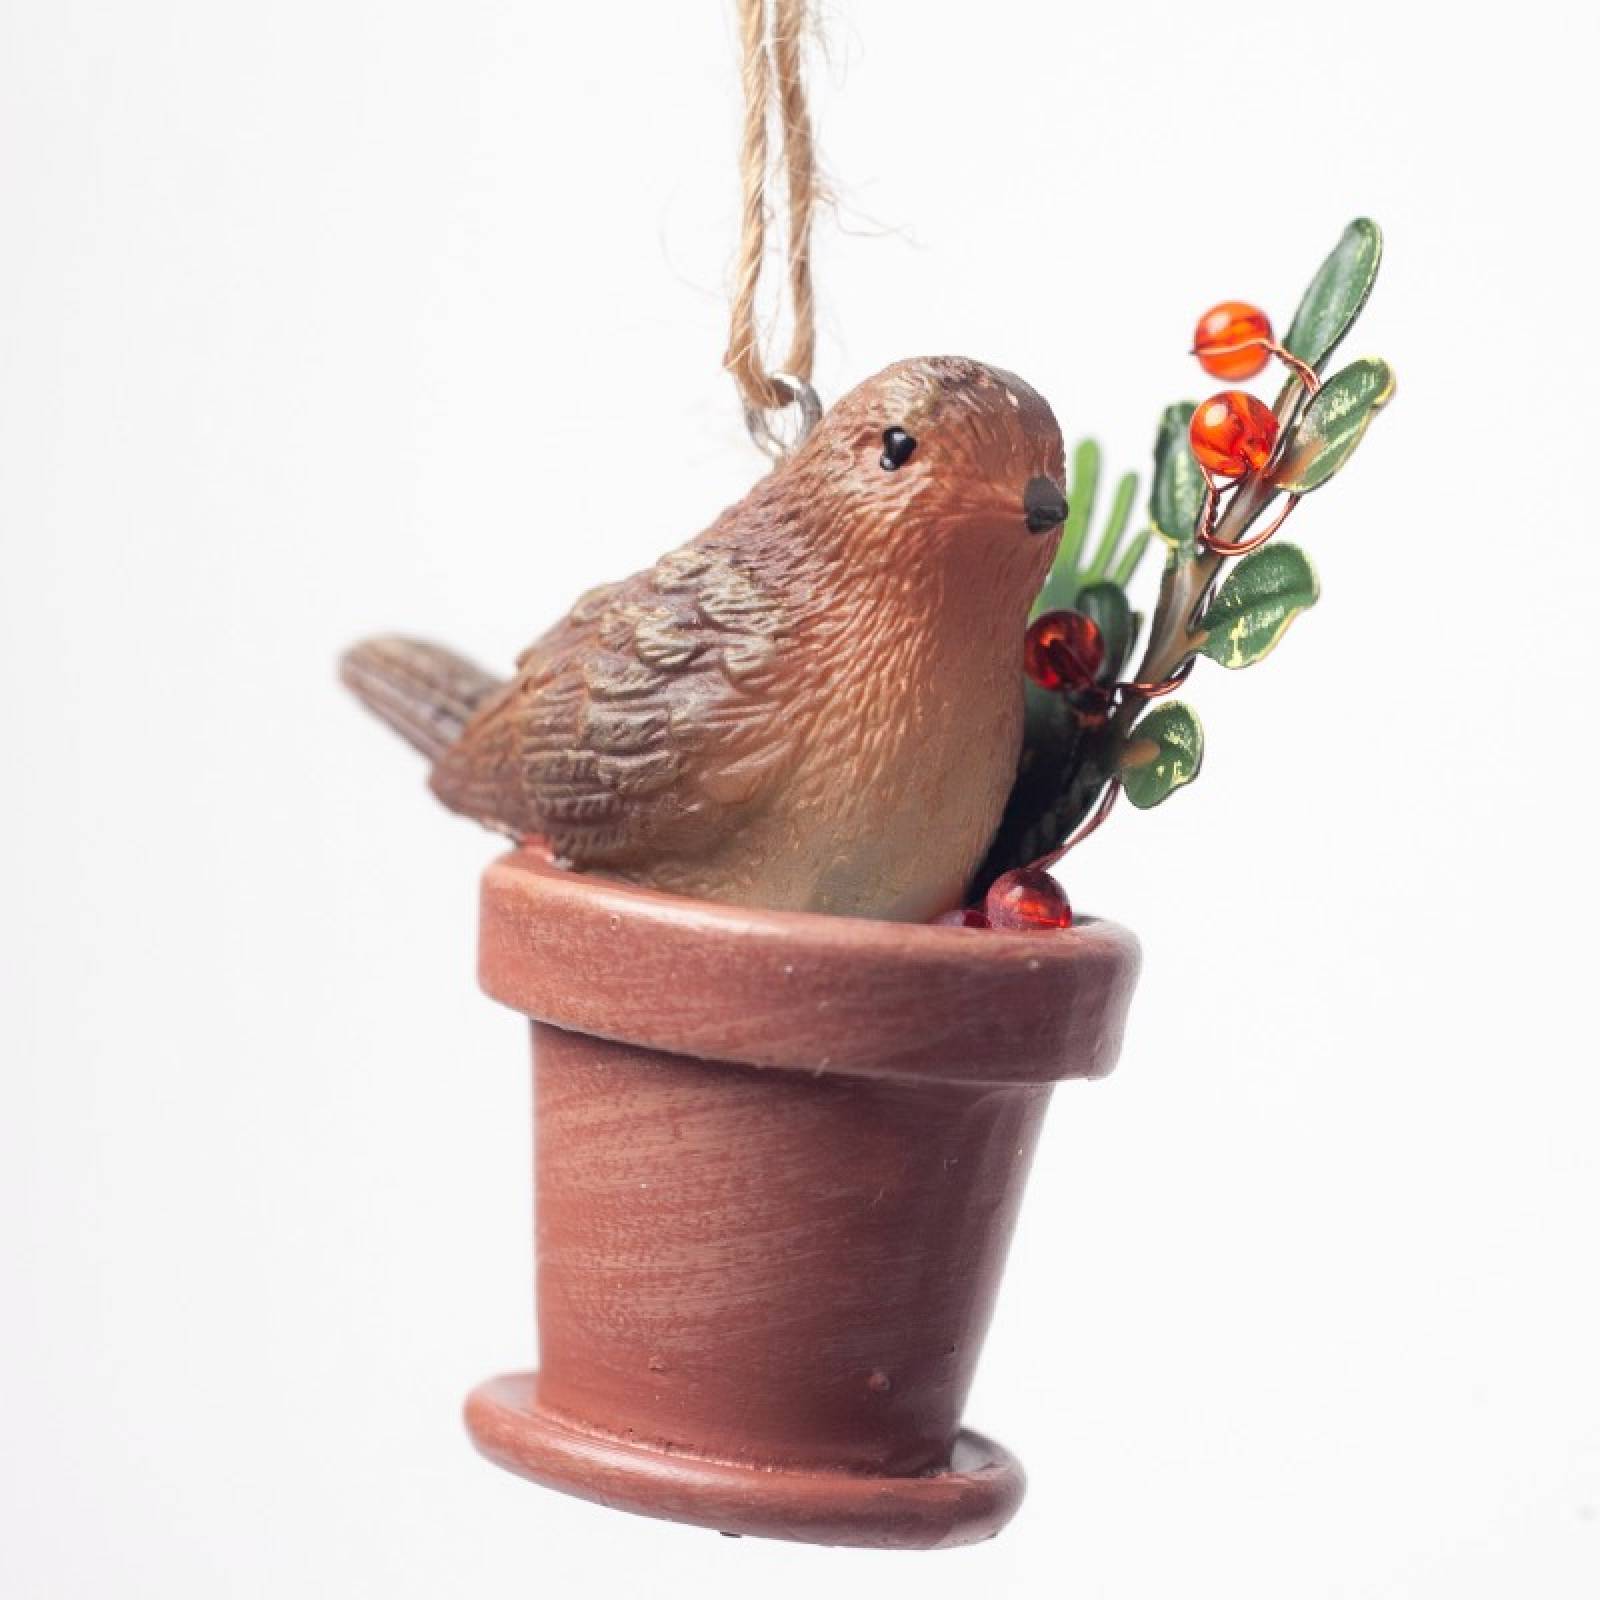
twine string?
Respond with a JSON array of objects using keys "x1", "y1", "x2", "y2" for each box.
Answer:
[{"x1": 726, "y1": 0, "x2": 819, "y2": 424}]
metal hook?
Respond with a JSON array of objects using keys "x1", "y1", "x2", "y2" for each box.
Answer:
[{"x1": 742, "y1": 372, "x2": 823, "y2": 462}]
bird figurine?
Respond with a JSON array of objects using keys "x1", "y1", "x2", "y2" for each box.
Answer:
[{"x1": 341, "y1": 355, "x2": 1068, "y2": 922}]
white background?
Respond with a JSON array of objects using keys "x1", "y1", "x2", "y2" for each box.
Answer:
[{"x1": 3, "y1": 2, "x2": 1597, "y2": 1595}]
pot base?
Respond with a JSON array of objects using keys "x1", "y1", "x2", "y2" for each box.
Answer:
[{"x1": 464, "y1": 1372, "x2": 1026, "y2": 1550}]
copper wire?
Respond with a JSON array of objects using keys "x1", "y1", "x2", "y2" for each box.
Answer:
[
  {"x1": 1120, "y1": 655, "x2": 1196, "y2": 700},
  {"x1": 1199, "y1": 491, "x2": 1301, "y2": 556},
  {"x1": 1033, "y1": 779, "x2": 1121, "y2": 872},
  {"x1": 1198, "y1": 472, "x2": 1238, "y2": 543},
  {"x1": 1190, "y1": 337, "x2": 1323, "y2": 397}
]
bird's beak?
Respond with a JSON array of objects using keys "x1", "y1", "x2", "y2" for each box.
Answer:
[{"x1": 1023, "y1": 477, "x2": 1069, "y2": 534}]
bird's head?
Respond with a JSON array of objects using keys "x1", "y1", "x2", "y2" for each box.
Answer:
[{"x1": 778, "y1": 356, "x2": 1068, "y2": 606}]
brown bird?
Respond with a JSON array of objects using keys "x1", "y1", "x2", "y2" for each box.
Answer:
[{"x1": 342, "y1": 355, "x2": 1067, "y2": 922}]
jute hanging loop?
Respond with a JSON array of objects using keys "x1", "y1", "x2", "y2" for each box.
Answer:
[{"x1": 726, "y1": 0, "x2": 820, "y2": 451}]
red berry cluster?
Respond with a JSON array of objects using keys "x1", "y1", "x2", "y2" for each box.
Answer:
[
  {"x1": 1189, "y1": 300, "x2": 1284, "y2": 478},
  {"x1": 930, "y1": 295, "x2": 1313, "y2": 938}
]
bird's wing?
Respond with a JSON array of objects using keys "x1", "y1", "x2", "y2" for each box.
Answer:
[{"x1": 429, "y1": 545, "x2": 797, "y2": 867}]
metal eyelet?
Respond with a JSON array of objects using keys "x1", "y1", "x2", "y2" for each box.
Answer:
[{"x1": 741, "y1": 372, "x2": 824, "y2": 463}]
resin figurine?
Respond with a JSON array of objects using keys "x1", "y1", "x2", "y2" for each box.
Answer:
[{"x1": 342, "y1": 356, "x2": 1068, "y2": 923}]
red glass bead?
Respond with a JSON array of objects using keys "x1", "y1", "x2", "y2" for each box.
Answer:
[
  {"x1": 1193, "y1": 300, "x2": 1274, "y2": 380},
  {"x1": 1024, "y1": 609, "x2": 1106, "y2": 694},
  {"x1": 933, "y1": 906, "x2": 990, "y2": 928},
  {"x1": 1189, "y1": 391, "x2": 1279, "y2": 478},
  {"x1": 985, "y1": 867, "x2": 1073, "y2": 931}
]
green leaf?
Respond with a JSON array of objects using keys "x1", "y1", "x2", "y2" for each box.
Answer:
[
  {"x1": 1064, "y1": 437, "x2": 1101, "y2": 560},
  {"x1": 1118, "y1": 702, "x2": 1204, "y2": 809},
  {"x1": 1285, "y1": 219, "x2": 1383, "y2": 373},
  {"x1": 1077, "y1": 582, "x2": 1133, "y2": 680},
  {"x1": 1195, "y1": 543, "x2": 1320, "y2": 669},
  {"x1": 1082, "y1": 472, "x2": 1138, "y2": 585},
  {"x1": 1036, "y1": 439, "x2": 1101, "y2": 614},
  {"x1": 1271, "y1": 358, "x2": 1395, "y2": 493},
  {"x1": 1111, "y1": 527, "x2": 1152, "y2": 589},
  {"x1": 1151, "y1": 403, "x2": 1204, "y2": 545}
]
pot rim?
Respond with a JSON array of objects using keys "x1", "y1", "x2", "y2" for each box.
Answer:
[{"x1": 478, "y1": 849, "x2": 1140, "y2": 1086}]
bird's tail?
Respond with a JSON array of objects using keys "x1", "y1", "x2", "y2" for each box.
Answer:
[{"x1": 338, "y1": 636, "x2": 503, "y2": 764}]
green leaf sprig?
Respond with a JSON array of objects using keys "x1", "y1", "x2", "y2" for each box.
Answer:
[
  {"x1": 1113, "y1": 219, "x2": 1392, "y2": 799},
  {"x1": 978, "y1": 219, "x2": 1394, "y2": 897}
]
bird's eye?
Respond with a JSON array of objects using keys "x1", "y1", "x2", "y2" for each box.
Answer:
[{"x1": 879, "y1": 427, "x2": 917, "y2": 471}]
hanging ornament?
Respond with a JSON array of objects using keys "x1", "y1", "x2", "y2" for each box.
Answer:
[{"x1": 337, "y1": 0, "x2": 1396, "y2": 1549}]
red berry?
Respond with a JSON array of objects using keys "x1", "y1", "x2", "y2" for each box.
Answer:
[
  {"x1": 985, "y1": 867, "x2": 1073, "y2": 931},
  {"x1": 933, "y1": 907, "x2": 990, "y2": 928},
  {"x1": 1194, "y1": 300, "x2": 1274, "y2": 380},
  {"x1": 1024, "y1": 610, "x2": 1106, "y2": 694},
  {"x1": 1189, "y1": 391, "x2": 1279, "y2": 478}
]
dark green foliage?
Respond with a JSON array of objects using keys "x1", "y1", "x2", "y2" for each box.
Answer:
[{"x1": 979, "y1": 220, "x2": 1392, "y2": 888}]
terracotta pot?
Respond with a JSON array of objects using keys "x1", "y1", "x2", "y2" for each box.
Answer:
[{"x1": 464, "y1": 848, "x2": 1140, "y2": 1549}]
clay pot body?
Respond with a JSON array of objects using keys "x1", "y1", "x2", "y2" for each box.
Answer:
[{"x1": 465, "y1": 849, "x2": 1140, "y2": 1549}]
